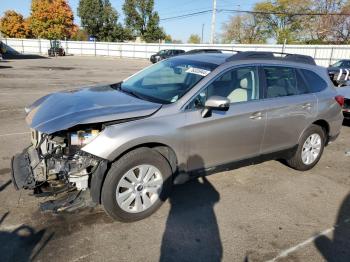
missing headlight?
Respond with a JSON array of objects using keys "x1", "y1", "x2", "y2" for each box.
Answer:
[{"x1": 70, "y1": 130, "x2": 100, "y2": 147}]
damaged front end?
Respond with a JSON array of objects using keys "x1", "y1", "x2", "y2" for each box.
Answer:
[
  {"x1": 10, "y1": 85, "x2": 162, "y2": 212},
  {"x1": 11, "y1": 128, "x2": 107, "y2": 204}
]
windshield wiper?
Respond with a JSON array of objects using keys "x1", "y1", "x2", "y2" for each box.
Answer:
[
  {"x1": 110, "y1": 82, "x2": 122, "y2": 90},
  {"x1": 119, "y1": 87, "x2": 145, "y2": 100},
  {"x1": 118, "y1": 86, "x2": 169, "y2": 104},
  {"x1": 112, "y1": 82, "x2": 143, "y2": 99}
]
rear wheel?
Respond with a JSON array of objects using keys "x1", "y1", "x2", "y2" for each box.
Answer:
[
  {"x1": 101, "y1": 147, "x2": 172, "y2": 222},
  {"x1": 286, "y1": 124, "x2": 326, "y2": 171}
]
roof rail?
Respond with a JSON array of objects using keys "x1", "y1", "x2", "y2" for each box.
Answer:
[
  {"x1": 182, "y1": 49, "x2": 242, "y2": 55},
  {"x1": 226, "y1": 51, "x2": 316, "y2": 65}
]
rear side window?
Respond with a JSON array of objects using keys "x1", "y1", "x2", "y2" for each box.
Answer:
[
  {"x1": 263, "y1": 66, "x2": 299, "y2": 98},
  {"x1": 300, "y1": 69, "x2": 327, "y2": 93}
]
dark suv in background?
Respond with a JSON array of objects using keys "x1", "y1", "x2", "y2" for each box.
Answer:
[
  {"x1": 150, "y1": 49, "x2": 185, "y2": 63},
  {"x1": 328, "y1": 59, "x2": 350, "y2": 86}
]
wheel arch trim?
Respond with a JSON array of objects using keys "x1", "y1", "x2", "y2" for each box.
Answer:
[
  {"x1": 297, "y1": 119, "x2": 330, "y2": 146},
  {"x1": 90, "y1": 140, "x2": 179, "y2": 204}
]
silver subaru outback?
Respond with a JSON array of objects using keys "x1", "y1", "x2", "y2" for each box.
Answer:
[{"x1": 11, "y1": 52, "x2": 344, "y2": 222}]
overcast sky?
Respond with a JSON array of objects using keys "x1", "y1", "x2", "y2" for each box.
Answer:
[{"x1": 0, "y1": 0, "x2": 259, "y2": 42}]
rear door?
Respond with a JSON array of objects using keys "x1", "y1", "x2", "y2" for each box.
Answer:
[{"x1": 260, "y1": 66, "x2": 317, "y2": 154}]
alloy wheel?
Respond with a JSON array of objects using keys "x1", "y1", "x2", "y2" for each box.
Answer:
[
  {"x1": 116, "y1": 164, "x2": 163, "y2": 213},
  {"x1": 301, "y1": 133, "x2": 322, "y2": 165}
]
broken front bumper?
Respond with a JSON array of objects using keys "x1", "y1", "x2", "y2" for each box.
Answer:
[
  {"x1": 11, "y1": 146, "x2": 108, "y2": 205},
  {"x1": 11, "y1": 149, "x2": 36, "y2": 190}
]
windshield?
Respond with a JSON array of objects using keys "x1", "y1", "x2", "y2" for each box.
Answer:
[
  {"x1": 332, "y1": 61, "x2": 343, "y2": 67},
  {"x1": 121, "y1": 58, "x2": 218, "y2": 104}
]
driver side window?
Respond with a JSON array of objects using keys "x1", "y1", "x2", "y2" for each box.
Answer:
[{"x1": 188, "y1": 66, "x2": 260, "y2": 109}]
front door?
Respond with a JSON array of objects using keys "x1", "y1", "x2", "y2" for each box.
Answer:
[{"x1": 183, "y1": 66, "x2": 267, "y2": 171}]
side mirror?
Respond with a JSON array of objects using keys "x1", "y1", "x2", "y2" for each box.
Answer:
[{"x1": 201, "y1": 96, "x2": 230, "y2": 118}]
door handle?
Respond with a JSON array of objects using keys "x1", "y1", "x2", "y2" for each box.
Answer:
[
  {"x1": 250, "y1": 112, "x2": 263, "y2": 120},
  {"x1": 301, "y1": 103, "x2": 312, "y2": 109}
]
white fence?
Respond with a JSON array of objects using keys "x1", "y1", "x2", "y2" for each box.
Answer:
[{"x1": 2, "y1": 37, "x2": 350, "y2": 67}]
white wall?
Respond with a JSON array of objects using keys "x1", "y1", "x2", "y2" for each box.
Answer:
[{"x1": 2, "y1": 37, "x2": 350, "y2": 67}]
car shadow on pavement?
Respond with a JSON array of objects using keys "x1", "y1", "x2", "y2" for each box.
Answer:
[
  {"x1": 0, "y1": 212, "x2": 54, "y2": 262},
  {"x1": 0, "y1": 65, "x2": 12, "y2": 69},
  {"x1": 0, "y1": 180, "x2": 12, "y2": 192},
  {"x1": 314, "y1": 193, "x2": 350, "y2": 262},
  {"x1": 160, "y1": 155, "x2": 222, "y2": 262},
  {"x1": 3, "y1": 53, "x2": 48, "y2": 60}
]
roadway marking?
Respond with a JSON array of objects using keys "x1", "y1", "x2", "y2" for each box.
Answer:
[
  {"x1": 0, "y1": 92, "x2": 47, "y2": 95},
  {"x1": 0, "y1": 132, "x2": 30, "y2": 137},
  {"x1": 0, "y1": 109, "x2": 24, "y2": 113},
  {"x1": 0, "y1": 224, "x2": 25, "y2": 231},
  {"x1": 266, "y1": 218, "x2": 350, "y2": 262}
]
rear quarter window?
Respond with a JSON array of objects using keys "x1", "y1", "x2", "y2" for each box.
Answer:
[{"x1": 301, "y1": 69, "x2": 328, "y2": 93}]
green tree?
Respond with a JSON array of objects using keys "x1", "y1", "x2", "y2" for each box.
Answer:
[
  {"x1": 188, "y1": 34, "x2": 201, "y2": 44},
  {"x1": 123, "y1": 0, "x2": 165, "y2": 42},
  {"x1": 303, "y1": 0, "x2": 350, "y2": 44},
  {"x1": 71, "y1": 28, "x2": 89, "y2": 41},
  {"x1": 78, "y1": 0, "x2": 127, "y2": 41},
  {"x1": 30, "y1": 0, "x2": 77, "y2": 39},
  {"x1": 253, "y1": 0, "x2": 312, "y2": 44},
  {"x1": 164, "y1": 34, "x2": 172, "y2": 43},
  {"x1": 222, "y1": 14, "x2": 267, "y2": 44}
]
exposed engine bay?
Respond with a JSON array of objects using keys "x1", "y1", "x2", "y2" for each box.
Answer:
[
  {"x1": 12, "y1": 128, "x2": 102, "y2": 197},
  {"x1": 10, "y1": 84, "x2": 161, "y2": 212}
]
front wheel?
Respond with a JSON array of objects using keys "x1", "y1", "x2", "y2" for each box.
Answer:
[
  {"x1": 101, "y1": 147, "x2": 172, "y2": 222},
  {"x1": 286, "y1": 124, "x2": 326, "y2": 171}
]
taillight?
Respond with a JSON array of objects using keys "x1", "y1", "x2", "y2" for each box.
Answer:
[{"x1": 335, "y1": 95, "x2": 345, "y2": 108}]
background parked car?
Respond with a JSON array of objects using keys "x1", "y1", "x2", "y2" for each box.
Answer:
[
  {"x1": 150, "y1": 49, "x2": 185, "y2": 63},
  {"x1": 328, "y1": 60, "x2": 350, "y2": 86},
  {"x1": 0, "y1": 41, "x2": 6, "y2": 60},
  {"x1": 336, "y1": 86, "x2": 350, "y2": 120}
]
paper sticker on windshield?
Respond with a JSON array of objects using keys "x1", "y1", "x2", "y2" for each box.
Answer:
[{"x1": 186, "y1": 67, "x2": 211, "y2": 76}]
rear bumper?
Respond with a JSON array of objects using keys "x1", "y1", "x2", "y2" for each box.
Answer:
[
  {"x1": 343, "y1": 110, "x2": 350, "y2": 119},
  {"x1": 11, "y1": 149, "x2": 36, "y2": 190}
]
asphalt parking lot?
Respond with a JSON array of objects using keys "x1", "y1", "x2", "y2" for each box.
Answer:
[{"x1": 0, "y1": 55, "x2": 349, "y2": 262}]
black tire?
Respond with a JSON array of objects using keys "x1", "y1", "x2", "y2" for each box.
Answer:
[
  {"x1": 286, "y1": 124, "x2": 326, "y2": 171},
  {"x1": 101, "y1": 147, "x2": 173, "y2": 222}
]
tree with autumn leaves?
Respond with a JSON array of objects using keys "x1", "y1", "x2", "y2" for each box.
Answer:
[
  {"x1": 1, "y1": 0, "x2": 77, "y2": 40},
  {"x1": 30, "y1": 0, "x2": 77, "y2": 39},
  {"x1": 0, "y1": 11, "x2": 31, "y2": 38},
  {"x1": 222, "y1": 0, "x2": 350, "y2": 44},
  {"x1": 1, "y1": 0, "x2": 165, "y2": 42}
]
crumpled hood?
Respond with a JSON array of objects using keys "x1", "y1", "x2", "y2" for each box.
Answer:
[{"x1": 25, "y1": 85, "x2": 162, "y2": 134}]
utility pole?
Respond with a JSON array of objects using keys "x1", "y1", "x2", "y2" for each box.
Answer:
[
  {"x1": 201, "y1": 24, "x2": 205, "y2": 44},
  {"x1": 210, "y1": 0, "x2": 217, "y2": 44}
]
